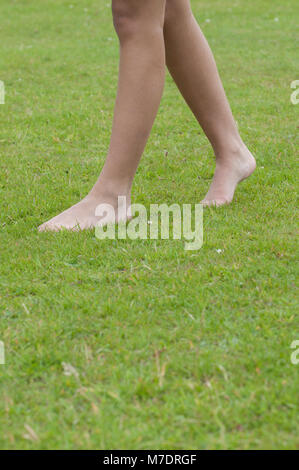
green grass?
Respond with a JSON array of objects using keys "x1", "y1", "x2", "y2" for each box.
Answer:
[{"x1": 0, "y1": 0, "x2": 298, "y2": 450}]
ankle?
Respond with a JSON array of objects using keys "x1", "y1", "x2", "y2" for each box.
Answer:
[
  {"x1": 214, "y1": 138, "x2": 246, "y2": 164},
  {"x1": 89, "y1": 176, "x2": 132, "y2": 200}
]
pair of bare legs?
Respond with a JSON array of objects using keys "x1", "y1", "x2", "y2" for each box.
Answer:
[{"x1": 39, "y1": 0, "x2": 256, "y2": 232}]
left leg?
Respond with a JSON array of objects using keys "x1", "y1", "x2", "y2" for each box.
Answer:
[
  {"x1": 164, "y1": 0, "x2": 256, "y2": 206},
  {"x1": 39, "y1": 0, "x2": 166, "y2": 231}
]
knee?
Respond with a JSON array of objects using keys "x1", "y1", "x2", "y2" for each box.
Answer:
[
  {"x1": 164, "y1": 0, "x2": 192, "y2": 28},
  {"x1": 112, "y1": 0, "x2": 142, "y2": 41}
]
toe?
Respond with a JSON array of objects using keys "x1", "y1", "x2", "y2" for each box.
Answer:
[{"x1": 201, "y1": 198, "x2": 230, "y2": 207}]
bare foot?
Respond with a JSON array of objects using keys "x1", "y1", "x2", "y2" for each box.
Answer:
[
  {"x1": 38, "y1": 191, "x2": 131, "y2": 232},
  {"x1": 201, "y1": 143, "x2": 256, "y2": 207}
]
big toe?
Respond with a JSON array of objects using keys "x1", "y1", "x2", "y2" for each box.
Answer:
[{"x1": 38, "y1": 221, "x2": 59, "y2": 232}]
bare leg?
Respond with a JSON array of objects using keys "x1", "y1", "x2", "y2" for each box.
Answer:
[
  {"x1": 164, "y1": 0, "x2": 256, "y2": 206},
  {"x1": 39, "y1": 0, "x2": 166, "y2": 231}
]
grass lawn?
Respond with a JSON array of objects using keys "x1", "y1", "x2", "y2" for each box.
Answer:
[{"x1": 0, "y1": 0, "x2": 298, "y2": 450}]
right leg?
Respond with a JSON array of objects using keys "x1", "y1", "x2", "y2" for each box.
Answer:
[
  {"x1": 163, "y1": 0, "x2": 256, "y2": 206},
  {"x1": 39, "y1": 0, "x2": 166, "y2": 231}
]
